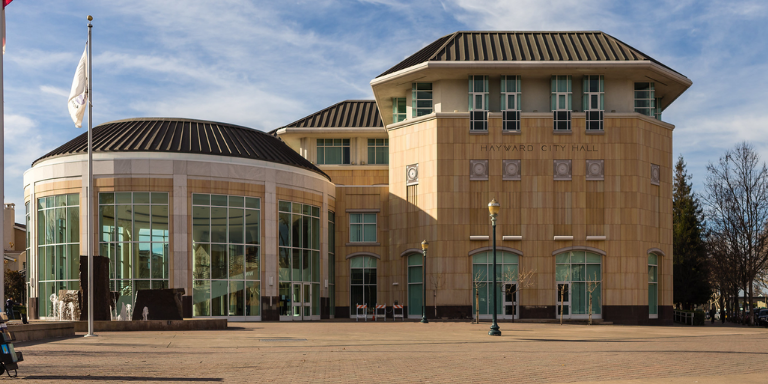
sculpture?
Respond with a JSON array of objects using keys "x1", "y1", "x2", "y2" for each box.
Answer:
[
  {"x1": 142, "y1": 307, "x2": 149, "y2": 321},
  {"x1": 50, "y1": 294, "x2": 59, "y2": 319},
  {"x1": 126, "y1": 304, "x2": 133, "y2": 320},
  {"x1": 118, "y1": 303, "x2": 127, "y2": 321}
]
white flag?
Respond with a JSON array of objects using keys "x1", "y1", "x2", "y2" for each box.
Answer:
[{"x1": 68, "y1": 46, "x2": 87, "y2": 128}]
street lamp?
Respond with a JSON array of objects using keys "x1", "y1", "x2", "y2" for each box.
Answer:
[
  {"x1": 488, "y1": 198, "x2": 501, "y2": 336},
  {"x1": 421, "y1": 240, "x2": 429, "y2": 324}
]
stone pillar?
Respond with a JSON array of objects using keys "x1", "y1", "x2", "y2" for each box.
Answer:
[
  {"x1": 172, "y1": 161, "x2": 190, "y2": 317},
  {"x1": 261, "y1": 175, "x2": 279, "y2": 320}
]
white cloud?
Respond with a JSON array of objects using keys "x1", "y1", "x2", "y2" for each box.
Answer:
[{"x1": 40, "y1": 85, "x2": 69, "y2": 97}]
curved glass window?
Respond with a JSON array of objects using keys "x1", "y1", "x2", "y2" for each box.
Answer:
[
  {"x1": 99, "y1": 192, "x2": 169, "y2": 314},
  {"x1": 37, "y1": 194, "x2": 79, "y2": 318},
  {"x1": 407, "y1": 253, "x2": 423, "y2": 316},
  {"x1": 350, "y1": 256, "x2": 377, "y2": 316},
  {"x1": 555, "y1": 251, "x2": 602, "y2": 317},
  {"x1": 471, "y1": 251, "x2": 518, "y2": 317},
  {"x1": 191, "y1": 194, "x2": 261, "y2": 319},
  {"x1": 277, "y1": 201, "x2": 321, "y2": 320},
  {"x1": 328, "y1": 211, "x2": 335, "y2": 317}
]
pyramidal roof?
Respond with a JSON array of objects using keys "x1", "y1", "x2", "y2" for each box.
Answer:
[
  {"x1": 376, "y1": 31, "x2": 682, "y2": 78},
  {"x1": 277, "y1": 100, "x2": 383, "y2": 130}
]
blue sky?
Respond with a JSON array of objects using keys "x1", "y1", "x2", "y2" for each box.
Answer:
[{"x1": 3, "y1": 0, "x2": 768, "y2": 222}]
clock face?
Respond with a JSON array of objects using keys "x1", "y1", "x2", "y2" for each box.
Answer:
[
  {"x1": 652, "y1": 167, "x2": 660, "y2": 181},
  {"x1": 556, "y1": 162, "x2": 569, "y2": 176},
  {"x1": 505, "y1": 162, "x2": 519, "y2": 176},
  {"x1": 589, "y1": 162, "x2": 601, "y2": 176},
  {"x1": 473, "y1": 163, "x2": 486, "y2": 175},
  {"x1": 407, "y1": 166, "x2": 418, "y2": 180}
]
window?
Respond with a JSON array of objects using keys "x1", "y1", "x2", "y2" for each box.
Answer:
[
  {"x1": 655, "y1": 97, "x2": 663, "y2": 121},
  {"x1": 501, "y1": 75, "x2": 521, "y2": 131},
  {"x1": 392, "y1": 97, "x2": 406, "y2": 123},
  {"x1": 277, "y1": 201, "x2": 321, "y2": 319},
  {"x1": 350, "y1": 256, "x2": 377, "y2": 315},
  {"x1": 349, "y1": 213, "x2": 376, "y2": 243},
  {"x1": 317, "y1": 139, "x2": 350, "y2": 165},
  {"x1": 472, "y1": 251, "x2": 518, "y2": 318},
  {"x1": 367, "y1": 139, "x2": 389, "y2": 165},
  {"x1": 191, "y1": 194, "x2": 261, "y2": 318},
  {"x1": 25, "y1": 201, "x2": 31, "y2": 289},
  {"x1": 407, "y1": 253, "x2": 423, "y2": 316},
  {"x1": 634, "y1": 82, "x2": 655, "y2": 117},
  {"x1": 551, "y1": 75, "x2": 572, "y2": 131},
  {"x1": 36, "y1": 193, "x2": 79, "y2": 318},
  {"x1": 468, "y1": 75, "x2": 488, "y2": 131},
  {"x1": 583, "y1": 75, "x2": 604, "y2": 131},
  {"x1": 555, "y1": 251, "x2": 601, "y2": 317},
  {"x1": 648, "y1": 253, "x2": 658, "y2": 318},
  {"x1": 99, "y1": 192, "x2": 169, "y2": 316},
  {"x1": 412, "y1": 83, "x2": 432, "y2": 117},
  {"x1": 328, "y1": 211, "x2": 336, "y2": 317}
]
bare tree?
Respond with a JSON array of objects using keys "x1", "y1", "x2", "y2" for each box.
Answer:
[
  {"x1": 558, "y1": 268, "x2": 571, "y2": 325},
  {"x1": 586, "y1": 272, "x2": 600, "y2": 325},
  {"x1": 502, "y1": 268, "x2": 536, "y2": 322},
  {"x1": 429, "y1": 273, "x2": 444, "y2": 319},
  {"x1": 472, "y1": 270, "x2": 486, "y2": 324},
  {"x1": 703, "y1": 142, "x2": 768, "y2": 324}
]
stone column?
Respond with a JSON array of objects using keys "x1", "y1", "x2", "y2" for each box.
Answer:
[
  {"x1": 262, "y1": 173, "x2": 279, "y2": 320},
  {"x1": 172, "y1": 161, "x2": 190, "y2": 317}
]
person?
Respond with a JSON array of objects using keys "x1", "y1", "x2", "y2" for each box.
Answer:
[{"x1": 5, "y1": 297, "x2": 16, "y2": 319}]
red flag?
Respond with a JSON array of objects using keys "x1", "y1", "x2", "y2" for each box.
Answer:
[
  {"x1": 2, "y1": 1, "x2": 12, "y2": 9},
  {"x1": 2, "y1": 0, "x2": 9, "y2": 54}
]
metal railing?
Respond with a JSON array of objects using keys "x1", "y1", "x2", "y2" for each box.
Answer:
[{"x1": 674, "y1": 310, "x2": 694, "y2": 325}]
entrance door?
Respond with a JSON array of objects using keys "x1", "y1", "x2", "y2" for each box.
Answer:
[
  {"x1": 291, "y1": 283, "x2": 313, "y2": 321},
  {"x1": 503, "y1": 283, "x2": 518, "y2": 319},
  {"x1": 557, "y1": 282, "x2": 570, "y2": 317}
]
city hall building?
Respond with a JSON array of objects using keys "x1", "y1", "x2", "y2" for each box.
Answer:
[{"x1": 24, "y1": 31, "x2": 690, "y2": 325}]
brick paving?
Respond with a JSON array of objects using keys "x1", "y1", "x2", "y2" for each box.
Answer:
[{"x1": 10, "y1": 321, "x2": 768, "y2": 383}]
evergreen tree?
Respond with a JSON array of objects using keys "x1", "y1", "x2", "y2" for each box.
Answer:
[{"x1": 673, "y1": 155, "x2": 711, "y2": 308}]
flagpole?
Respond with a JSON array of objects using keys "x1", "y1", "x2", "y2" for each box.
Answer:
[
  {"x1": 0, "y1": 5, "x2": 6, "y2": 315},
  {"x1": 85, "y1": 15, "x2": 95, "y2": 337}
]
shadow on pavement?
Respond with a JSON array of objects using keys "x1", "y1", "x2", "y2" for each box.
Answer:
[{"x1": 23, "y1": 376, "x2": 222, "y2": 382}]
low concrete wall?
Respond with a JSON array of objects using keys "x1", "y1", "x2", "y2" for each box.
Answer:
[
  {"x1": 8, "y1": 322, "x2": 76, "y2": 343},
  {"x1": 72, "y1": 318, "x2": 227, "y2": 332}
]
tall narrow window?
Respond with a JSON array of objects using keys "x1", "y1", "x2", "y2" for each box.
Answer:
[
  {"x1": 392, "y1": 97, "x2": 407, "y2": 123},
  {"x1": 349, "y1": 213, "x2": 376, "y2": 243},
  {"x1": 191, "y1": 194, "x2": 261, "y2": 319},
  {"x1": 583, "y1": 75, "x2": 604, "y2": 131},
  {"x1": 555, "y1": 251, "x2": 601, "y2": 318},
  {"x1": 350, "y1": 256, "x2": 377, "y2": 316},
  {"x1": 328, "y1": 211, "x2": 335, "y2": 317},
  {"x1": 37, "y1": 193, "x2": 79, "y2": 318},
  {"x1": 654, "y1": 97, "x2": 663, "y2": 121},
  {"x1": 412, "y1": 83, "x2": 433, "y2": 117},
  {"x1": 471, "y1": 251, "x2": 519, "y2": 319},
  {"x1": 634, "y1": 82, "x2": 655, "y2": 117},
  {"x1": 367, "y1": 139, "x2": 389, "y2": 165},
  {"x1": 648, "y1": 253, "x2": 658, "y2": 319},
  {"x1": 501, "y1": 75, "x2": 521, "y2": 132},
  {"x1": 551, "y1": 75, "x2": 572, "y2": 131},
  {"x1": 468, "y1": 75, "x2": 488, "y2": 132},
  {"x1": 317, "y1": 139, "x2": 350, "y2": 165},
  {"x1": 407, "y1": 253, "x2": 423, "y2": 316}
]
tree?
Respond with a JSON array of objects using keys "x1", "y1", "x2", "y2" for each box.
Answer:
[
  {"x1": 703, "y1": 142, "x2": 768, "y2": 324},
  {"x1": 4, "y1": 270, "x2": 25, "y2": 306},
  {"x1": 673, "y1": 155, "x2": 712, "y2": 309},
  {"x1": 502, "y1": 268, "x2": 536, "y2": 323},
  {"x1": 472, "y1": 270, "x2": 486, "y2": 324}
]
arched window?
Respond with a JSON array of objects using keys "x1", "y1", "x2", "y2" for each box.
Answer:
[
  {"x1": 648, "y1": 253, "x2": 659, "y2": 319},
  {"x1": 350, "y1": 256, "x2": 377, "y2": 316},
  {"x1": 407, "y1": 253, "x2": 423, "y2": 316},
  {"x1": 555, "y1": 251, "x2": 601, "y2": 318},
  {"x1": 471, "y1": 251, "x2": 519, "y2": 319}
]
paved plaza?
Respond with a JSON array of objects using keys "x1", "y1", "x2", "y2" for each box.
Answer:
[{"x1": 12, "y1": 321, "x2": 768, "y2": 383}]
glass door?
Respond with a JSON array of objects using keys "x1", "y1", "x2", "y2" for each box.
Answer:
[
  {"x1": 557, "y1": 282, "x2": 570, "y2": 318},
  {"x1": 292, "y1": 283, "x2": 303, "y2": 320},
  {"x1": 503, "y1": 283, "x2": 518, "y2": 319},
  {"x1": 302, "y1": 283, "x2": 312, "y2": 319}
]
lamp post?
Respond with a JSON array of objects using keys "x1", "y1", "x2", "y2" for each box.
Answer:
[
  {"x1": 421, "y1": 240, "x2": 429, "y2": 324},
  {"x1": 488, "y1": 199, "x2": 501, "y2": 336}
]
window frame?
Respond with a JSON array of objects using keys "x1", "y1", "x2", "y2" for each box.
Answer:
[
  {"x1": 648, "y1": 253, "x2": 659, "y2": 319},
  {"x1": 366, "y1": 138, "x2": 389, "y2": 165},
  {"x1": 468, "y1": 75, "x2": 489, "y2": 132},
  {"x1": 412, "y1": 83, "x2": 433, "y2": 117},
  {"x1": 501, "y1": 75, "x2": 521, "y2": 132},
  {"x1": 349, "y1": 256, "x2": 377, "y2": 316},
  {"x1": 555, "y1": 251, "x2": 602, "y2": 319},
  {"x1": 634, "y1": 82, "x2": 656, "y2": 117},
  {"x1": 349, "y1": 213, "x2": 377, "y2": 243},
  {"x1": 407, "y1": 253, "x2": 423, "y2": 316},
  {"x1": 392, "y1": 97, "x2": 407, "y2": 123},
  {"x1": 316, "y1": 138, "x2": 351, "y2": 165},
  {"x1": 551, "y1": 75, "x2": 572, "y2": 131}
]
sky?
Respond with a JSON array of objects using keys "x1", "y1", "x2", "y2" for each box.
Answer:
[{"x1": 3, "y1": 0, "x2": 768, "y2": 223}]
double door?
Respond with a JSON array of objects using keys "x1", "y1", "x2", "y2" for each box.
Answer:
[{"x1": 291, "y1": 282, "x2": 312, "y2": 321}]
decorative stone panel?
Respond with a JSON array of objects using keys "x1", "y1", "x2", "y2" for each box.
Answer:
[
  {"x1": 406, "y1": 163, "x2": 419, "y2": 186},
  {"x1": 651, "y1": 163, "x2": 660, "y2": 185},
  {"x1": 586, "y1": 160, "x2": 604, "y2": 181},
  {"x1": 469, "y1": 160, "x2": 489, "y2": 181},
  {"x1": 502, "y1": 160, "x2": 521, "y2": 181},
  {"x1": 553, "y1": 160, "x2": 572, "y2": 181}
]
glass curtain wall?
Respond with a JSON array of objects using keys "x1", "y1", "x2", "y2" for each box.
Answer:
[
  {"x1": 191, "y1": 194, "x2": 261, "y2": 319},
  {"x1": 350, "y1": 256, "x2": 377, "y2": 316},
  {"x1": 37, "y1": 194, "x2": 79, "y2": 318},
  {"x1": 277, "y1": 201, "x2": 321, "y2": 319},
  {"x1": 555, "y1": 251, "x2": 602, "y2": 317},
  {"x1": 328, "y1": 211, "x2": 335, "y2": 317},
  {"x1": 99, "y1": 192, "x2": 169, "y2": 314},
  {"x1": 648, "y1": 253, "x2": 658, "y2": 318},
  {"x1": 471, "y1": 251, "x2": 518, "y2": 317},
  {"x1": 407, "y1": 253, "x2": 423, "y2": 316},
  {"x1": 25, "y1": 202, "x2": 31, "y2": 304}
]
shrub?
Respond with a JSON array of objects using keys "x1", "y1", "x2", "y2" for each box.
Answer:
[{"x1": 693, "y1": 310, "x2": 705, "y2": 326}]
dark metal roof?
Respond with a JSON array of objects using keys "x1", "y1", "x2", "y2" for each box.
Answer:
[
  {"x1": 377, "y1": 31, "x2": 683, "y2": 78},
  {"x1": 278, "y1": 100, "x2": 383, "y2": 130},
  {"x1": 33, "y1": 118, "x2": 330, "y2": 180}
]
